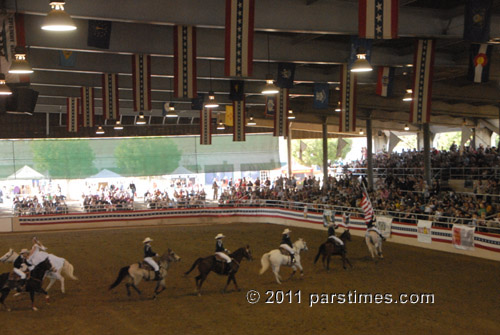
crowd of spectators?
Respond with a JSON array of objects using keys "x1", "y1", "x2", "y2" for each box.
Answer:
[
  {"x1": 82, "y1": 185, "x2": 134, "y2": 212},
  {"x1": 144, "y1": 186, "x2": 207, "y2": 209},
  {"x1": 13, "y1": 194, "x2": 68, "y2": 215}
]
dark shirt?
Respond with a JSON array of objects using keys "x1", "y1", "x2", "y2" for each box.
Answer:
[
  {"x1": 144, "y1": 244, "x2": 157, "y2": 258},
  {"x1": 215, "y1": 240, "x2": 226, "y2": 252},
  {"x1": 328, "y1": 225, "x2": 336, "y2": 237},
  {"x1": 13, "y1": 255, "x2": 31, "y2": 269},
  {"x1": 281, "y1": 234, "x2": 293, "y2": 248}
]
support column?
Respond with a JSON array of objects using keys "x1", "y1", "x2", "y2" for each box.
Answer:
[
  {"x1": 287, "y1": 123, "x2": 292, "y2": 178},
  {"x1": 366, "y1": 116, "x2": 374, "y2": 190},
  {"x1": 322, "y1": 120, "x2": 328, "y2": 187},
  {"x1": 423, "y1": 123, "x2": 432, "y2": 186}
]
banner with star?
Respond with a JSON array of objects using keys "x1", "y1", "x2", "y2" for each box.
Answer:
[
  {"x1": 339, "y1": 64, "x2": 357, "y2": 133},
  {"x1": 102, "y1": 73, "x2": 120, "y2": 120},
  {"x1": 274, "y1": 88, "x2": 289, "y2": 137},
  {"x1": 277, "y1": 62, "x2": 295, "y2": 89},
  {"x1": 174, "y1": 25, "x2": 197, "y2": 99},
  {"x1": 464, "y1": 0, "x2": 492, "y2": 43},
  {"x1": 265, "y1": 95, "x2": 276, "y2": 118},
  {"x1": 200, "y1": 108, "x2": 212, "y2": 145},
  {"x1": 225, "y1": 0, "x2": 255, "y2": 77},
  {"x1": 132, "y1": 54, "x2": 152, "y2": 112},
  {"x1": 80, "y1": 87, "x2": 95, "y2": 127},
  {"x1": 409, "y1": 39, "x2": 435, "y2": 124},
  {"x1": 313, "y1": 83, "x2": 329, "y2": 109},
  {"x1": 359, "y1": 0, "x2": 399, "y2": 39},
  {"x1": 66, "y1": 97, "x2": 80, "y2": 133},
  {"x1": 233, "y1": 100, "x2": 246, "y2": 142},
  {"x1": 467, "y1": 43, "x2": 492, "y2": 83}
]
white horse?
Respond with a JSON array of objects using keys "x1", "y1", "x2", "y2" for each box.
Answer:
[
  {"x1": 259, "y1": 239, "x2": 308, "y2": 284},
  {"x1": 365, "y1": 231, "x2": 384, "y2": 259},
  {"x1": 0, "y1": 248, "x2": 78, "y2": 293}
]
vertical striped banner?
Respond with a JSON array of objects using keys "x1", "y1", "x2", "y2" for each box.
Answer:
[
  {"x1": 132, "y1": 54, "x2": 152, "y2": 111},
  {"x1": 200, "y1": 109, "x2": 212, "y2": 145},
  {"x1": 409, "y1": 39, "x2": 435, "y2": 124},
  {"x1": 233, "y1": 100, "x2": 246, "y2": 142},
  {"x1": 66, "y1": 97, "x2": 80, "y2": 133},
  {"x1": 339, "y1": 64, "x2": 357, "y2": 133},
  {"x1": 376, "y1": 66, "x2": 395, "y2": 97},
  {"x1": 174, "y1": 25, "x2": 197, "y2": 99},
  {"x1": 225, "y1": 0, "x2": 255, "y2": 77},
  {"x1": 274, "y1": 88, "x2": 289, "y2": 137},
  {"x1": 359, "y1": 0, "x2": 399, "y2": 39},
  {"x1": 102, "y1": 73, "x2": 120, "y2": 120},
  {"x1": 1, "y1": 13, "x2": 29, "y2": 83},
  {"x1": 80, "y1": 87, "x2": 95, "y2": 127}
]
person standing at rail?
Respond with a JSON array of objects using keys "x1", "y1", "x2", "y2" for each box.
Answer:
[{"x1": 143, "y1": 237, "x2": 161, "y2": 280}]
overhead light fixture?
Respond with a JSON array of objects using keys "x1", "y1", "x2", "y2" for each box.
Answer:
[
  {"x1": 166, "y1": 78, "x2": 178, "y2": 117},
  {"x1": 204, "y1": 61, "x2": 219, "y2": 108},
  {"x1": 9, "y1": 46, "x2": 33, "y2": 74},
  {"x1": 404, "y1": 124, "x2": 410, "y2": 131},
  {"x1": 359, "y1": 129, "x2": 364, "y2": 135},
  {"x1": 402, "y1": 88, "x2": 413, "y2": 101},
  {"x1": 41, "y1": 1, "x2": 77, "y2": 31},
  {"x1": 113, "y1": 120, "x2": 123, "y2": 130},
  {"x1": 334, "y1": 101, "x2": 341, "y2": 112},
  {"x1": 166, "y1": 107, "x2": 178, "y2": 118},
  {"x1": 351, "y1": 53, "x2": 372, "y2": 73},
  {"x1": 136, "y1": 111, "x2": 146, "y2": 125},
  {"x1": 247, "y1": 115, "x2": 257, "y2": 126},
  {"x1": 217, "y1": 121, "x2": 225, "y2": 130},
  {"x1": 0, "y1": 74, "x2": 12, "y2": 96},
  {"x1": 96, "y1": 125, "x2": 105, "y2": 135},
  {"x1": 287, "y1": 109, "x2": 296, "y2": 120},
  {"x1": 261, "y1": 34, "x2": 279, "y2": 95}
]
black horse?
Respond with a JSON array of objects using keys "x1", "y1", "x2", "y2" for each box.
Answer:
[
  {"x1": 0, "y1": 258, "x2": 53, "y2": 311},
  {"x1": 184, "y1": 246, "x2": 252, "y2": 296},
  {"x1": 314, "y1": 229, "x2": 353, "y2": 271}
]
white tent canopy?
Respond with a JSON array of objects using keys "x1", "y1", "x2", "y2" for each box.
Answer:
[
  {"x1": 90, "y1": 169, "x2": 123, "y2": 179},
  {"x1": 7, "y1": 165, "x2": 45, "y2": 180}
]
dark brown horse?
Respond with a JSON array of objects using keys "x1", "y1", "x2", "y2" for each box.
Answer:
[
  {"x1": 0, "y1": 258, "x2": 54, "y2": 311},
  {"x1": 184, "y1": 246, "x2": 252, "y2": 296},
  {"x1": 314, "y1": 230, "x2": 352, "y2": 271}
]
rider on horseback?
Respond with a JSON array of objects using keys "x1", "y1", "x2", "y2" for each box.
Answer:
[
  {"x1": 143, "y1": 237, "x2": 161, "y2": 280},
  {"x1": 12, "y1": 249, "x2": 31, "y2": 291},
  {"x1": 214, "y1": 234, "x2": 234, "y2": 272},
  {"x1": 326, "y1": 223, "x2": 346, "y2": 252},
  {"x1": 366, "y1": 218, "x2": 386, "y2": 241},
  {"x1": 280, "y1": 229, "x2": 296, "y2": 263}
]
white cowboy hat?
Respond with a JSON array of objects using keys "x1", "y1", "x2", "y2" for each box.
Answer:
[
  {"x1": 143, "y1": 237, "x2": 153, "y2": 243},
  {"x1": 19, "y1": 248, "x2": 29, "y2": 254},
  {"x1": 215, "y1": 233, "x2": 225, "y2": 240},
  {"x1": 282, "y1": 228, "x2": 291, "y2": 235}
]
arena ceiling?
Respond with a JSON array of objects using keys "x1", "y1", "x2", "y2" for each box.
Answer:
[{"x1": 1, "y1": 0, "x2": 500, "y2": 139}]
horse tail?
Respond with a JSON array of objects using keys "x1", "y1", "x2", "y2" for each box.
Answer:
[
  {"x1": 184, "y1": 258, "x2": 203, "y2": 276},
  {"x1": 314, "y1": 244, "x2": 325, "y2": 264},
  {"x1": 259, "y1": 252, "x2": 271, "y2": 275},
  {"x1": 109, "y1": 266, "x2": 130, "y2": 290},
  {"x1": 62, "y1": 260, "x2": 78, "y2": 280}
]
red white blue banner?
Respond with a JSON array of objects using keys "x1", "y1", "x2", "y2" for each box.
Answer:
[
  {"x1": 410, "y1": 39, "x2": 435, "y2": 124},
  {"x1": 359, "y1": 0, "x2": 398, "y2": 39},
  {"x1": 452, "y1": 225, "x2": 475, "y2": 250},
  {"x1": 339, "y1": 64, "x2": 357, "y2": 133},
  {"x1": 200, "y1": 109, "x2": 212, "y2": 145},
  {"x1": 225, "y1": 0, "x2": 255, "y2": 77},
  {"x1": 102, "y1": 73, "x2": 120, "y2": 120},
  {"x1": 66, "y1": 97, "x2": 80, "y2": 133},
  {"x1": 80, "y1": 87, "x2": 95, "y2": 127},
  {"x1": 132, "y1": 54, "x2": 152, "y2": 112},
  {"x1": 233, "y1": 100, "x2": 246, "y2": 142},
  {"x1": 274, "y1": 88, "x2": 289, "y2": 137},
  {"x1": 376, "y1": 66, "x2": 394, "y2": 97},
  {"x1": 174, "y1": 25, "x2": 197, "y2": 99}
]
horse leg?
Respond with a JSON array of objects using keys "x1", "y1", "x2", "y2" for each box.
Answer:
[
  {"x1": 230, "y1": 273, "x2": 240, "y2": 292},
  {"x1": 271, "y1": 265, "x2": 282, "y2": 284},
  {"x1": 288, "y1": 266, "x2": 297, "y2": 280},
  {"x1": 30, "y1": 290, "x2": 37, "y2": 311},
  {"x1": 321, "y1": 254, "x2": 326, "y2": 269},
  {"x1": 125, "y1": 283, "x2": 132, "y2": 296},
  {"x1": 326, "y1": 255, "x2": 331, "y2": 272},
  {"x1": 0, "y1": 289, "x2": 11, "y2": 312},
  {"x1": 196, "y1": 274, "x2": 207, "y2": 296}
]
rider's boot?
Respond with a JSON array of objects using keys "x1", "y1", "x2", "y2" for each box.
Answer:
[
  {"x1": 154, "y1": 270, "x2": 161, "y2": 280},
  {"x1": 291, "y1": 254, "x2": 296, "y2": 264}
]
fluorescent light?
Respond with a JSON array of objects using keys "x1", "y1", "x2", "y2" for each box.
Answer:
[
  {"x1": 41, "y1": 2, "x2": 77, "y2": 31},
  {"x1": 351, "y1": 53, "x2": 372, "y2": 73}
]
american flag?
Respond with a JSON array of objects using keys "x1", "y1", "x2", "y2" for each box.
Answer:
[
  {"x1": 359, "y1": 0, "x2": 399, "y2": 40},
  {"x1": 360, "y1": 189, "x2": 374, "y2": 224}
]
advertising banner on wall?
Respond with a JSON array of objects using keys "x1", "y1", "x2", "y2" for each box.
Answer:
[
  {"x1": 376, "y1": 215, "x2": 392, "y2": 238},
  {"x1": 417, "y1": 220, "x2": 433, "y2": 243},
  {"x1": 452, "y1": 225, "x2": 475, "y2": 250}
]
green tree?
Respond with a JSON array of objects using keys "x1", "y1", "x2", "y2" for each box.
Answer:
[
  {"x1": 31, "y1": 139, "x2": 97, "y2": 178},
  {"x1": 435, "y1": 131, "x2": 462, "y2": 150},
  {"x1": 114, "y1": 137, "x2": 181, "y2": 176},
  {"x1": 292, "y1": 139, "x2": 352, "y2": 166}
]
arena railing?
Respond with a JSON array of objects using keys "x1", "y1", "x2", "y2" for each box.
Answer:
[{"x1": 345, "y1": 167, "x2": 500, "y2": 180}]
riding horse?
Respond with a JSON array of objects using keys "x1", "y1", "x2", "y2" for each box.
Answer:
[
  {"x1": 184, "y1": 246, "x2": 252, "y2": 296},
  {"x1": 314, "y1": 230, "x2": 352, "y2": 271},
  {"x1": 109, "y1": 249, "x2": 181, "y2": 299},
  {"x1": 1, "y1": 248, "x2": 78, "y2": 294},
  {"x1": 0, "y1": 258, "x2": 54, "y2": 311},
  {"x1": 365, "y1": 230, "x2": 384, "y2": 259},
  {"x1": 259, "y1": 239, "x2": 308, "y2": 284}
]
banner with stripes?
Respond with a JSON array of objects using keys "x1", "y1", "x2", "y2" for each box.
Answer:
[
  {"x1": 174, "y1": 25, "x2": 197, "y2": 99},
  {"x1": 376, "y1": 66, "x2": 395, "y2": 97},
  {"x1": 339, "y1": 64, "x2": 357, "y2": 133},
  {"x1": 200, "y1": 109, "x2": 212, "y2": 145},
  {"x1": 274, "y1": 88, "x2": 289, "y2": 137},
  {"x1": 0, "y1": 13, "x2": 29, "y2": 83},
  {"x1": 359, "y1": 0, "x2": 399, "y2": 39},
  {"x1": 409, "y1": 39, "x2": 435, "y2": 124},
  {"x1": 467, "y1": 43, "x2": 492, "y2": 83},
  {"x1": 80, "y1": 87, "x2": 95, "y2": 127},
  {"x1": 360, "y1": 189, "x2": 374, "y2": 224},
  {"x1": 102, "y1": 73, "x2": 120, "y2": 120},
  {"x1": 66, "y1": 97, "x2": 80, "y2": 133},
  {"x1": 132, "y1": 54, "x2": 152, "y2": 111},
  {"x1": 225, "y1": 0, "x2": 255, "y2": 77},
  {"x1": 233, "y1": 100, "x2": 246, "y2": 142}
]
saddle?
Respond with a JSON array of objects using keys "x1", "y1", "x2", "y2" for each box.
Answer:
[
  {"x1": 214, "y1": 254, "x2": 227, "y2": 262},
  {"x1": 8, "y1": 271, "x2": 30, "y2": 281},
  {"x1": 279, "y1": 247, "x2": 291, "y2": 256},
  {"x1": 138, "y1": 261, "x2": 154, "y2": 271}
]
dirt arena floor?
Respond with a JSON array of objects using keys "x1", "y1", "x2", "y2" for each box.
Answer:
[{"x1": 1, "y1": 222, "x2": 499, "y2": 335}]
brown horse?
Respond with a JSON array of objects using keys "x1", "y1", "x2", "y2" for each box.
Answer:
[
  {"x1": 109, "y1": 249, "x2": 181, "y2": 299},
  {"x1": 184, "y1": 246, "x2": 252, "y2": 296},
  {"x1": 314, "y1": 229, "x2": 352, "y2": 271}
]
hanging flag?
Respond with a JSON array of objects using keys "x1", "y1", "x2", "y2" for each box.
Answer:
[
  {"x1": 360, "y1": 187, "x2": 374, "y2": 225},
  {"x1": 225, "y1": 105, "x2": 234, "y2": 126},
  {"x1": 174, "y1": 25, "x2": 197, "y2": 99},
  {"x1": 339, "y1": 64, "x2": 357, "y2": 133},
  {"x1": 59, "y1": 50, "x2": 76, "y2": 67},
  {"x1": 233, "y1": 100, "x2": 246, "y2": 142},
  {"x1": 349, "y1": 36, "x2": 373, "y2": 69},
  {"x1": 376, "y1": 66, "x2": 395, "y2": 97},
  {"x1": 467, "y1": 43, "x2": 492, "y2": 83},
  {"x1": 313, "y1": 83, "x2": 329, "y2": 109},
  {"x1": 191, "y1": 94, "x2": 204, "y2": 111},
  {"x1": 229, "y1": 80, "x2": 245, "y2": 101},
  {"x1": 388, "y1": 132, "x2": 401, "y2": 153},
  {"x1": 277, "y1": 63, "x2": 295, "y2": 88},
  {"x1": 102, "y1": 73, "x2": 120, "y2": 120},
  {"x1": 225, "y1": 0, "x2": 255, "y2": 77},
  {"x1": 265, "y1": 95, "x2": 276, "y2": 118},
  {"x1": 87, "y1": 20, "x2": 112, "y2": 49},
  {"x1": 463, "y1": 0, "x2": 492, "y2": 43},
  {"x1": 200, "y1": 109, "x2": 212, "y2": 145},
  {"x1": 80, "y1": 87, "x2": 95, "y2": 127},
  {"x1": 132, "y1": 54, "x2": 152, "y2": 112},
  {"x1": 409, "y1": 39, "x2": 435, "y2": 124},
  {"x1": 359, "y1": 0, "x2": 399, "y2": 39},
  {"x1": 66, "y1": 97, "x2": 80, "y2": 133},
  {"x1": 274, "y1": 88, "x2": 289, "y2": 137},
  {"x1": 336, "y1": 138, "x2": 347, "y2": 158},
  {"x1": 1, "y1": 13, "x2": 29, "y2": 83}
]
